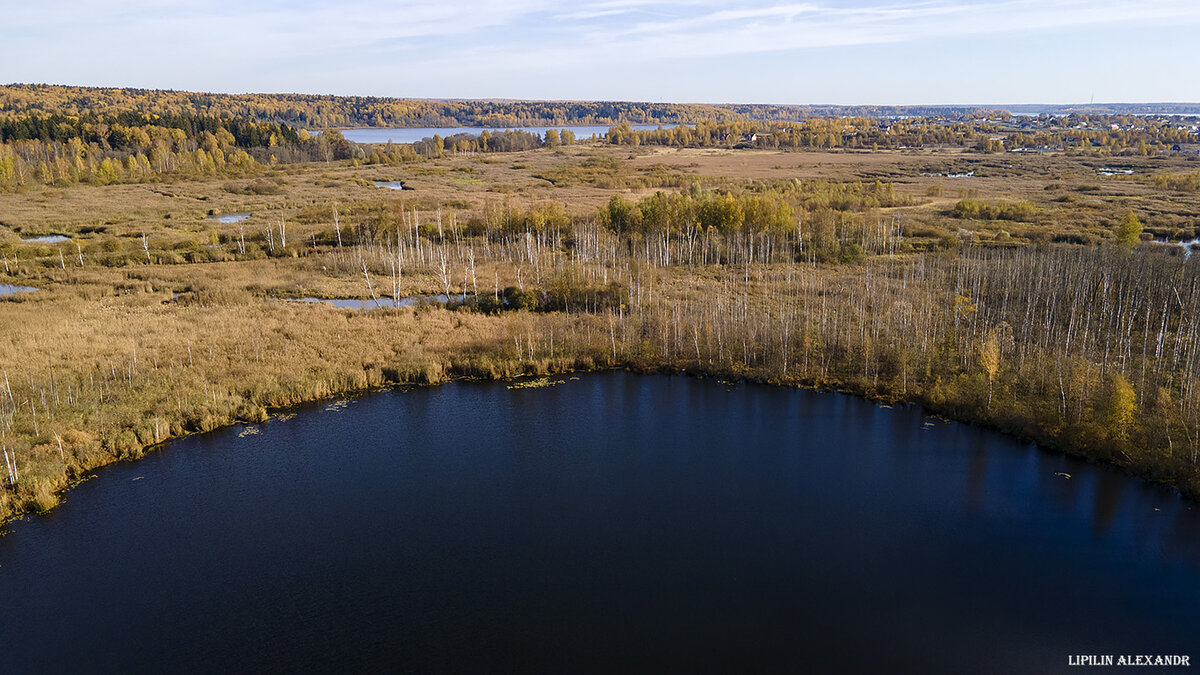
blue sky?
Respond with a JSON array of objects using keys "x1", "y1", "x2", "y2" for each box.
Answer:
[{"x1": 4, "y1": 0, "x2": 1199, "y2": 104}]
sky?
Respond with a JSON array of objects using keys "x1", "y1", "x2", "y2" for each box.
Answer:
[{"x1": 3, "y1": 0, "x2": 1199, "y2": 105}]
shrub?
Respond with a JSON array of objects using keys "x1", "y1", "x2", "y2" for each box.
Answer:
[{"x1": 503, "y1": 286, "x2": 540, "y2": 311}]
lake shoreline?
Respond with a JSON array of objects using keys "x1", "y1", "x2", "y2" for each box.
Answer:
[{"x1": 5, "y1": 354, "x2": 1192, "y2": 531}]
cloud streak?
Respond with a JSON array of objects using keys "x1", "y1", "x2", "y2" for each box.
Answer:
[{"x1": 3, "y1": 0, "x2": 1198, "y2": 102}]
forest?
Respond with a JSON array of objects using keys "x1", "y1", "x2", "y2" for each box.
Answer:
[
  {"x1": 0, "y1": 114, "x2": 574, "y2": 190},
  {"x1": 3, "y1": 85, "x2": 1197, "y2": 193},
  {"x1": 0, "y1": 84, "x2": 747, "y2": 129},
  {"x1": 8, "y1": 85, "x2": 1194, "y2": 130},
  {"x1": 0, "y1": 84, "x2": 1042, "y2": 129},
  {"x1": 606, "y1": 118, "x2": 1200, "y2": 155}
]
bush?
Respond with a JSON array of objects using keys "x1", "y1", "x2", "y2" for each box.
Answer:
[
  {"x1": 838, "y1": 242, "x2": 865, "y2": 263},
  {"x1": 228, "y1": 178, "x2": 282, "y2": 195},
  {"x1": 476, "y1": 293, "x2": 503, "y2": 314},
  {"x1": 503, "y1": 286, "x2": 540, "y2": 311},
  {"x1": 953, "y1": 198, "x2": 1038, "y2": 221}
]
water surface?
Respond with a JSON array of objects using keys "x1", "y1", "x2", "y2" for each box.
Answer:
[
  {"x1": 0, "y1": 283, "x2": 36, "y2": 295},
  {"x1": 373, "y1": 180, "x2": 406, "y2": 190},
  {"x1": 1153, "y1": 238, "x2": 1200, "y2": 257},
  {"x1": 1, "y1": 373, "x2": 1197, "y2": 673},
  {"x1": 205, "y1": 213, "x2": 251, "y2": 223},
  {"x1": 20, "y1": 235, "x2": 69, "y2": 244}
]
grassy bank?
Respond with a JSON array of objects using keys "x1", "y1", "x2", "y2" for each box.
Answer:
[{"x1": 0, "y1": 284, "x2": 622, "y2": 519}]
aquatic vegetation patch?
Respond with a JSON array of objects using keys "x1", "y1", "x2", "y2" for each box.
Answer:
[{"x1": 506, "y1": 376, "x2": 578, "y2": 390}]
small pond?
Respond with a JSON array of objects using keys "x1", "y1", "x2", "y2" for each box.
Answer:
[
  {"x1": 0, "y1": 283, "x2": 37, "y2": 296},
  {"x1": 1153, "y1": 238, "x2": 1200, "y2": 257},
  {"x1": 204, "y1": 213, "x2": 252, "y2": 224}
]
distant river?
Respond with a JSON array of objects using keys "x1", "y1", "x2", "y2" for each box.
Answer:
[
  {"x1": 1, "y1": 373, "x2": 1197, "y2": 672},
  {"x1": 334, "y1": 124, "x2": 668, "y2": 144}
]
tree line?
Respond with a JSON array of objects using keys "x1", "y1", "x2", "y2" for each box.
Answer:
[
  {"x1": 606, "y1": 119, "x2": 980, "y2": 150},
  {"x1": 0, "y1": 112, "x2": 307, "y2": 190},
  {"x1": 0, "y1": 112, "x2": 301, "y2": 147},
  {"x1": 0, "y1": 85, "x2": 743, "y2": 130},
  {"x1": 1, "y1": 84, "x2": 1024, "y2": 131},
  {"x1": 410, "y1": 128, "x2": 576, "y2": 157},
  {"x1": 606, "y1": 117, "x2": 1199, "y2": 154},
  {"x1": 0, "y1": 115, "x2": 587, "y2": 190}
]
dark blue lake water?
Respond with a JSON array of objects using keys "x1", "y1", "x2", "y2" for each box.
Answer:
[{"x1": 1, "y1": 373, "x2": 1197, "y2": 673}]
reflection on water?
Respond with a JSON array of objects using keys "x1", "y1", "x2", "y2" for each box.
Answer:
[
  {"x1": 373, "y1": 181, "x2": 406, "y2": 190},
  {"x1": 20, "y1": 235, "x2": 69, "y2": 244},
  {"x1": 966, "y1": 436, "x2": 989, "y2": 510},
  {"x1": 1091, "y1": 470, "x2": 1124, "y2": 536}
]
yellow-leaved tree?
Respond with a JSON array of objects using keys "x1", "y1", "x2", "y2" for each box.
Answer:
[
  {"x1": 1104, "y1": 372, "x2": 1136, "y2": 445},
  {"x1": 979, "y1": 330, "x2": 1001, "y2": 411},
  {"x1": 1114, "y1": 211, "x2": 1142, "y2": 250}
]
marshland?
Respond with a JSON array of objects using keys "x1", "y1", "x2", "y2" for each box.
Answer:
[{"x1": 3, "y1": 88, "x2": 1200, "y2": 524}]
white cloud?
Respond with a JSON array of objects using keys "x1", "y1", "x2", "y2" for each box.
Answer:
[
  {"x1": 385, "y1": 0, "x2": 1200, "y2": 79},
  {"x1": 3, "y1": 0, "x2": 1199, "y2": 100},
  {"x1": 596, "y1": 0, "x2": 1200, "y2": 56},
  {"x1": 10, "y1": 0, "x2": 1199, "y2": 58}
]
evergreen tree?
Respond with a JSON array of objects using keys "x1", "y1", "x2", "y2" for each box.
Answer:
[{"x1": 1115, "y1": 211, "x2": 1142, "y2": 249}]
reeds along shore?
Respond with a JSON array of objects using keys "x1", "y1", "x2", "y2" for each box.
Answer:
[{"x1": 2, "y1": 209, "x2": 1199, "y2": 522}]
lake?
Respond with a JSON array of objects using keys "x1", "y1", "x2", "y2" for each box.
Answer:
[
  {"x1": 335, "y1": 124, "x2": 668, "y2": 144},
  {"x1": 1, "y1": 373, "x2": 1197, "y2": 672}
]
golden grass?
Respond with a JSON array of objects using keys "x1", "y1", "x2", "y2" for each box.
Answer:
[
  {"x1": 4, "y1": 144, "x2": 1197, "y2": 252},
  {"x1": 0, "y1": 277, "x2": 627, "y2": 520}
]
